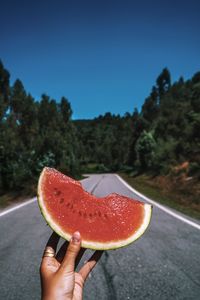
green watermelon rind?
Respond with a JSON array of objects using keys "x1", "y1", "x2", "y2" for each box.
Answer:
[{"x1": 37, "y1": 168, "x2": 152, "y2": 250}]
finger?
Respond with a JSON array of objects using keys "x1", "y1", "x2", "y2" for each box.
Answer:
[
  {"x1": 40, "y1": 232, "x2": 60, "y2": 276},
  {"x1": 79, "y1": 250, "x2": 103, "y2": 281},
  {"x1": 42, "y1": 232, "x2": 60, "y2": 261},
  {"x1": 59, "y1": 231, "x2": 81, "y2": 273},
  {"x1": 56, "y1": 240, "x2": 85, "y2": 267},
  {"x1": 45, "y1": 231, "x2": 60, "y2": 254},
  {"x1": 56, "y1": 241, "x2": 69, "y2": 263}
]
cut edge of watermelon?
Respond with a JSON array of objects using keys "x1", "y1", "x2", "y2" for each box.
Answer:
[{"x1": 37, "y1": 168, "x2": 152, "y2": 250}]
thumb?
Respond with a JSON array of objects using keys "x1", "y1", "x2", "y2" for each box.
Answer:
[{"x1": 59, "y1": 231, "x2": 81, "y2": 273}]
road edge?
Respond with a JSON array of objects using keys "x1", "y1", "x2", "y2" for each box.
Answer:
[
  {"x1": 0, "y1": 198, "x2": 37, "y2": 218},
  {"x1": 115, "y1": 174, "x2": 200, "y2": 231}
]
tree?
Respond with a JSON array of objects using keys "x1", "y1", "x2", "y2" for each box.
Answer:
[
  {"x1": 10, "y1": 79, "x2": 27, "y2": 123},
  {"x1": 128, "y1": 110, "x2": 149, "y2": 166},
  {"x1": 156, "y1": 68, "x2": 171, "y2": 99},
  {"x1": 141, "y1": 86, "x2": 159, "y2": 122},
  {"x1": 0, "y1": 60, "x2": 10, "y2": 120},
  {"x1": 0, "y1": 61, "x2": 81, "y2": 193},
  {"x1": 192, "y1": 72, "x2": 200, "y2": 84},
  {"x1": 135, "y1": 131, "x2": 156, "y2": 171},
  {"x1": 60, "y1": 97, "x2": 72, "y2": 123}
]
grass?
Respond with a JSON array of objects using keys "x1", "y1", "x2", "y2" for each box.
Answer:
[
  {"x1": 0, "y1": 182, "x2": 36, "y2": 209},
  {"x1": 81, "y1": 163, "x2": 110, "y2": 174},
  {"x1": 119, "y1": 173, "x2": 200, "y2": 221},
  {"x1": 0, "y1": 192, "x2": 31, "y2": 209},
  {"x1": 0, "y1": 170, "x2": 84, "y2": 210}
]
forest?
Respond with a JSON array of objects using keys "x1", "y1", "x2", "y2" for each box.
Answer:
[{"x1": 0, "y1": 60, "x2": 200, "y2": 210}]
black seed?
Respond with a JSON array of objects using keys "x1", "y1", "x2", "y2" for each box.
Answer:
[{"x1": 54, "y1": 190, "x2": 61, "y2": 196}]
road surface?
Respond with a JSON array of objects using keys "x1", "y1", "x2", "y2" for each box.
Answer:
[{"x1": 0, "y1": 174, "x2": 200, "y2": 300}]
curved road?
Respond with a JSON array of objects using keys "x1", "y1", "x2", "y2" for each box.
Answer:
[{"x1": 0, "y1": 174, "x2": 200, "y2": 300}]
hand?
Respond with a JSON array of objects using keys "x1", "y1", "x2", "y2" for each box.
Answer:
[{"x1": 40, "y1": 231, "x2": 103, "y2": 300}]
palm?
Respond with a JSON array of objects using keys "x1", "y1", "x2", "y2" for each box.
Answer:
[
  {"x1": 43, "y1": 257, "x2": 83, "y2": 299},
  {"x1": 73, "y1": 273, "x2": 85, "y2": 300},
  {"x1": 40, "y1": 232, "x2": 103, "y2": 300}
]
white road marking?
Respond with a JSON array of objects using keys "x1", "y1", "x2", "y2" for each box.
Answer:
[
  {"x1": 0, "y1": 175, "x2": 90, "y2": 218},
  {"x1": 0, "y1": 198, "x2": 36, "y2": 218},
  {"x1": 116, "y1": 174, "x2": 200, "y2": 231}
]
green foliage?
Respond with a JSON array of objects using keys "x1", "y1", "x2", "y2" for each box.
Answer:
[
  {"x1": 35, "y1": 151, "x2": 56, "y2": 173},
  {"x1": 141, "y1": 86, "x2": 159, "y2": 122},
  {"x1": 1, "y1": 59, "x2": 200, "y2": 206},
  {"x1": 188, "y1": 162, "x2": 200, "y2": 177},
  {"x1": 151, "y1": 138, "x2": 178, "y2": 174},
  {"x1": 0, "y1": 60, "x2": 10, "y2": 121},
  {"x1": 156, "y1": 67, "x2": 171, "y2": 98},
  {"x1": 135, "y1": 131, "x2": 156, "y2": 171},
  {"x1": 74, "y1": 65, "x2": 200, "y2": 178},
  {"x1": 74, "y1": 112, "x2": 134, "y2": 171},
  {"x1": 0, "y1": 60, "x2": 80, "y2": 195}
]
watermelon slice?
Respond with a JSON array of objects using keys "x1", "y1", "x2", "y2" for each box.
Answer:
[{"x1": 37, "y1": 167, "x2": 152, "y2": 250}]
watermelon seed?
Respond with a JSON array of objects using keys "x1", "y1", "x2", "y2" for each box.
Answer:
[
  {"x1": 70, "y1": 204, "x2": 73, "y2": 209},
  {"x1": 66, "y1": 203, "x2": 70, "y2": 207},
  {"x1": 60, "y1": 198, "x2": 64, "y2": 204},
  {"x1": 89, "y1": 213, "x2": 92, "y2": 218},
  {"x1": 104, "y1": 214, "x2": 108, "y2": 219},
  {"x1": 54, "y1": 190, "x2": 61, "y2": 196},
  {"x1": 79, "y1": 211, "x2": 82, "y2": 216}
]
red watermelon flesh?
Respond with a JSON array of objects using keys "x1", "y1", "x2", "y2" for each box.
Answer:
[{"x1": 38, "y1": 168, "x2": 152, "y2": 250}]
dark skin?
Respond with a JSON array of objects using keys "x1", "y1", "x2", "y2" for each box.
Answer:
[{"x1": 40, "y1": 231, "x2": 103, "y2": 300}]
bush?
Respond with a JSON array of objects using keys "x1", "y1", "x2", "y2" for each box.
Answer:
[{"x1": 188, "y1": 162, "x2": 200, "y2": 176}]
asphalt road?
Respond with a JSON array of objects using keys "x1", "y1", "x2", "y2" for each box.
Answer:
[{"x1": 0, "y1": 174, "x2": 200, "y2": 300}]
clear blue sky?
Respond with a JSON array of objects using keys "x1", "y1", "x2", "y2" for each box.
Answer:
[{"x1": 1, "y1": 0, "x2": 200, "y2": 119}]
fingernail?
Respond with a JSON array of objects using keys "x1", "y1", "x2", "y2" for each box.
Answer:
[{"x1": 72, "y1": 231, "x2": 81, "y2": 244}]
